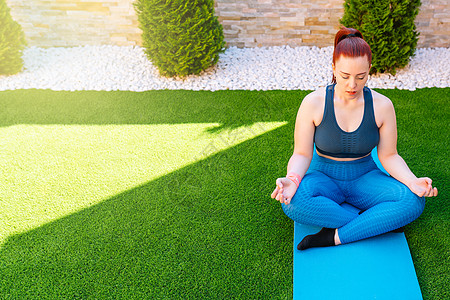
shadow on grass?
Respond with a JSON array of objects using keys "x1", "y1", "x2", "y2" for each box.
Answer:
[
  {"x1": 0, "y1": 126, "x2": 294, "y2": 299},
  {"x1": 0, "y1": 89, "x2": 306, "y2": 130}
]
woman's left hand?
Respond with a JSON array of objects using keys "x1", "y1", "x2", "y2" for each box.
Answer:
[{"x1": 409, "y1": 177, "x2": 438, "y2": 197}]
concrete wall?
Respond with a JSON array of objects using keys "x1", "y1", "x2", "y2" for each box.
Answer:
[{"x1": 6, "y1": 0, "x2": 450, "y2": 48}]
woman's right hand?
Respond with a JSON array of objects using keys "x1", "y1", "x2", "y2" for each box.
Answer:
[{"x1": 271, "y1": 177, "x2": 298, "y2": 205}]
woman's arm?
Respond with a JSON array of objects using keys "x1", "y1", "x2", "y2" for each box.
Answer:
[
  {"x1": 375, "y1": 93, "x2": 438, "y2": 197},
  {"x1": 286, "y1": 93, "x2": 317, "y2": 177},
  {"x1": 271, "y1": 91, "x2": 320, "y2": 204}
]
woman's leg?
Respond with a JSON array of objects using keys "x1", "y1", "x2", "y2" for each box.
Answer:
[
  {"x1": 281, "y1": 171, "x2": 358, "y2": 228},
  {"x1": 338, "y1": 169, "x2": 425, "y2": 244}
]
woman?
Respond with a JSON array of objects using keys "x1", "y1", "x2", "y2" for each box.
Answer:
[{"x1": 271, "y1": 27, "x2": 438, "y2": 251}]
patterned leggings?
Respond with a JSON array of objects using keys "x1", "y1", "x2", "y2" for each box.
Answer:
[{"x1": 281, "y1": 153, "x2": 425, "y2": 244}]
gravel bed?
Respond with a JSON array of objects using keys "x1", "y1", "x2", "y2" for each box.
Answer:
[{"x1": 0, "y1": 45, "x2": 449, "y2": 91}]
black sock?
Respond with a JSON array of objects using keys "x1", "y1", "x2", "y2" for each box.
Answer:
[{"x1": 297, "y1": 228, "x2": 336, "y2": 250}]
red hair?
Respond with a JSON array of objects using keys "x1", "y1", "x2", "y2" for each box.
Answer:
[{"x1": 332, "y1": 27, "x2": 372, "y2": 83}]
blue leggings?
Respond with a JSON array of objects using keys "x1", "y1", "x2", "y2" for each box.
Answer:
[{"x1": 282, "y1": 153, "x2": 425, "y2": 244}]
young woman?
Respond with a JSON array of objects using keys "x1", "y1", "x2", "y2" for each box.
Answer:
[{"x1": 271, "y1": 27, "x2": 438, "y2": 250}]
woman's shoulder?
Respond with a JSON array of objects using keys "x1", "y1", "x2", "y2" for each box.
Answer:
[
  {"x1": 370, "y1": 89, "x2": 394, "y2": 111},
  {"x1": 369, "y1": 88, "x2": 396, "y2": 127},
  {"x1": 298, "y1": 87, "x2": 327, "y2": 125},
  {"x1": 301, "y1": 86, "x2": 327, "y2": 108}
]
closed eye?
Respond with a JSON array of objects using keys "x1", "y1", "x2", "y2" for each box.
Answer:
[
  {"x1": 340, "y1": 72, "x2": 367, "y2": 80},
  {"x1": 341, "y1": 76, "x2": 365, "y2": 80}
]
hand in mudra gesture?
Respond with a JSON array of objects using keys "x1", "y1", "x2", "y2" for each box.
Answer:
[
  {"x1": 409, "y1": 177, "x2": 438, "y2": 197},
  {"x1": 271, "y1": 177, "x2": 298, "y2": 205}
]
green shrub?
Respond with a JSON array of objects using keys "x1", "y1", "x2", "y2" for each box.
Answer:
[
  {"x1": 0, "y1": 0, "x2": 26, "y2": 75},
  {"x1": 134, "y1": 0, "x2": 225, "y2": 78},
  {"x1": 340, "y1": 0, "x2": 421, "y2": 74}
]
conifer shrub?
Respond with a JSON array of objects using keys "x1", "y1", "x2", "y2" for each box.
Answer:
[
  {"x1": 0, "y1": 0, "x2": 26, "y2": 75},
  {"x1": 134, "y1": 0, "x2": 225, "y2": 77},
  {"x1": 340, "y1": 0, "x2": 421, "y2": 74}
]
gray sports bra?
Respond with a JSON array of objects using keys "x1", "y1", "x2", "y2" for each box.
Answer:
[{"x1": 314, "y1": 84, "x2": 380, "y2": 158}]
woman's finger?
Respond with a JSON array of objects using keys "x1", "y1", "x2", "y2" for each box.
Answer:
[
  {"x1": 425, "y1": 184, "x2": 432, "y2": 195},
  {"x1": 271, "y1": 187, "x2": 279, "y2": 198},
  {"x1": 428, "y1": 187, "x2": 438, "y2": 197},
  {"x1": 423, "y1": 187, "x2": 436, "y2": 197},
  {"x1": 276, "y1": 192, "x2": 283, "y2": 202},
  {"x1": 279, "y1": 193, "x2": 286, "y2": 203},
  {"x1": 276, "y1": 178, "x2": 283, "y2": 188},
  {"x1": 272, "y1": 178, "x2": 284, "y2": 199}
]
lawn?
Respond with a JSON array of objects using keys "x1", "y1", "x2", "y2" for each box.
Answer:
[{"x1": 0, "y1": 88, "x2": 448, "y2": 299}]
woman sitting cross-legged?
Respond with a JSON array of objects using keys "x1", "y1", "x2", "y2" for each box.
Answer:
[{"x1": 271, "y1": 27, "x2": 438, "y2": 250}]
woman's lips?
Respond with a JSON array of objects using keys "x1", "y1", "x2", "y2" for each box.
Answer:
[{"x1": 347, "y1": 91, "x2": 357, "y2": 95}]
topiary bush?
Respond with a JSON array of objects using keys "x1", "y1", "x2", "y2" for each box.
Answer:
[
  {"x1": 0, "y1": 0, "x2": 26, "y2": 75},
  {"x1": 340, "y1": 0, "x2": 421, "y2": 74},
  {"x1": 134, "y1": 0, "x2": 225, "y2": 78}
]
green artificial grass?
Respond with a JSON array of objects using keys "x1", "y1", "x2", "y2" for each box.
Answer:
[{"x1": 0, "y1": 88, "x2": 448, "y2": 299}]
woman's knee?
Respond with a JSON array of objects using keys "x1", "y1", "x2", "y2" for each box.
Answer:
[
  {"x1": 280, "y1": 171, "x2": 345, "y2": 224},
  {"x1": 281, "y1": 193, "x2": 309, "y2": 223},
  {"x1": 370, "y1": 176, "x2": 426, "y2": 218},
  {"x1": 281, "y1": 202, "x2": 295, "y2": 220},
  {"x1": 409, "y1": 192, "x2": 426, "y2": 219},
  {"x1": 281, "y1": 185, "x2": 320, "y2": 223},
  {"x1": 399, "y1": 187, "x2": 426, "y2": 220}
]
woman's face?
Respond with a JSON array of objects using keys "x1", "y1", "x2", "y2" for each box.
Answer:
[{"x1": 333, "y1": 55, "x2": 370, "y2": 99}]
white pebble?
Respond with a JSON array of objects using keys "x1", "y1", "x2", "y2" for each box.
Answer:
[{"x1": 0, "y1": 45, "x2": 448, "y2": 91}]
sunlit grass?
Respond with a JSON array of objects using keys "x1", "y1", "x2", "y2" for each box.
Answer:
[{"x1": 0, "y1": 122, "x2": 286, "y2": 243}]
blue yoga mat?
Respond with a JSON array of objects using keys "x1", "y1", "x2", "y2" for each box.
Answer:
[{"x1": 293, "y1": 148, "x2": 423, "y2": 300}]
